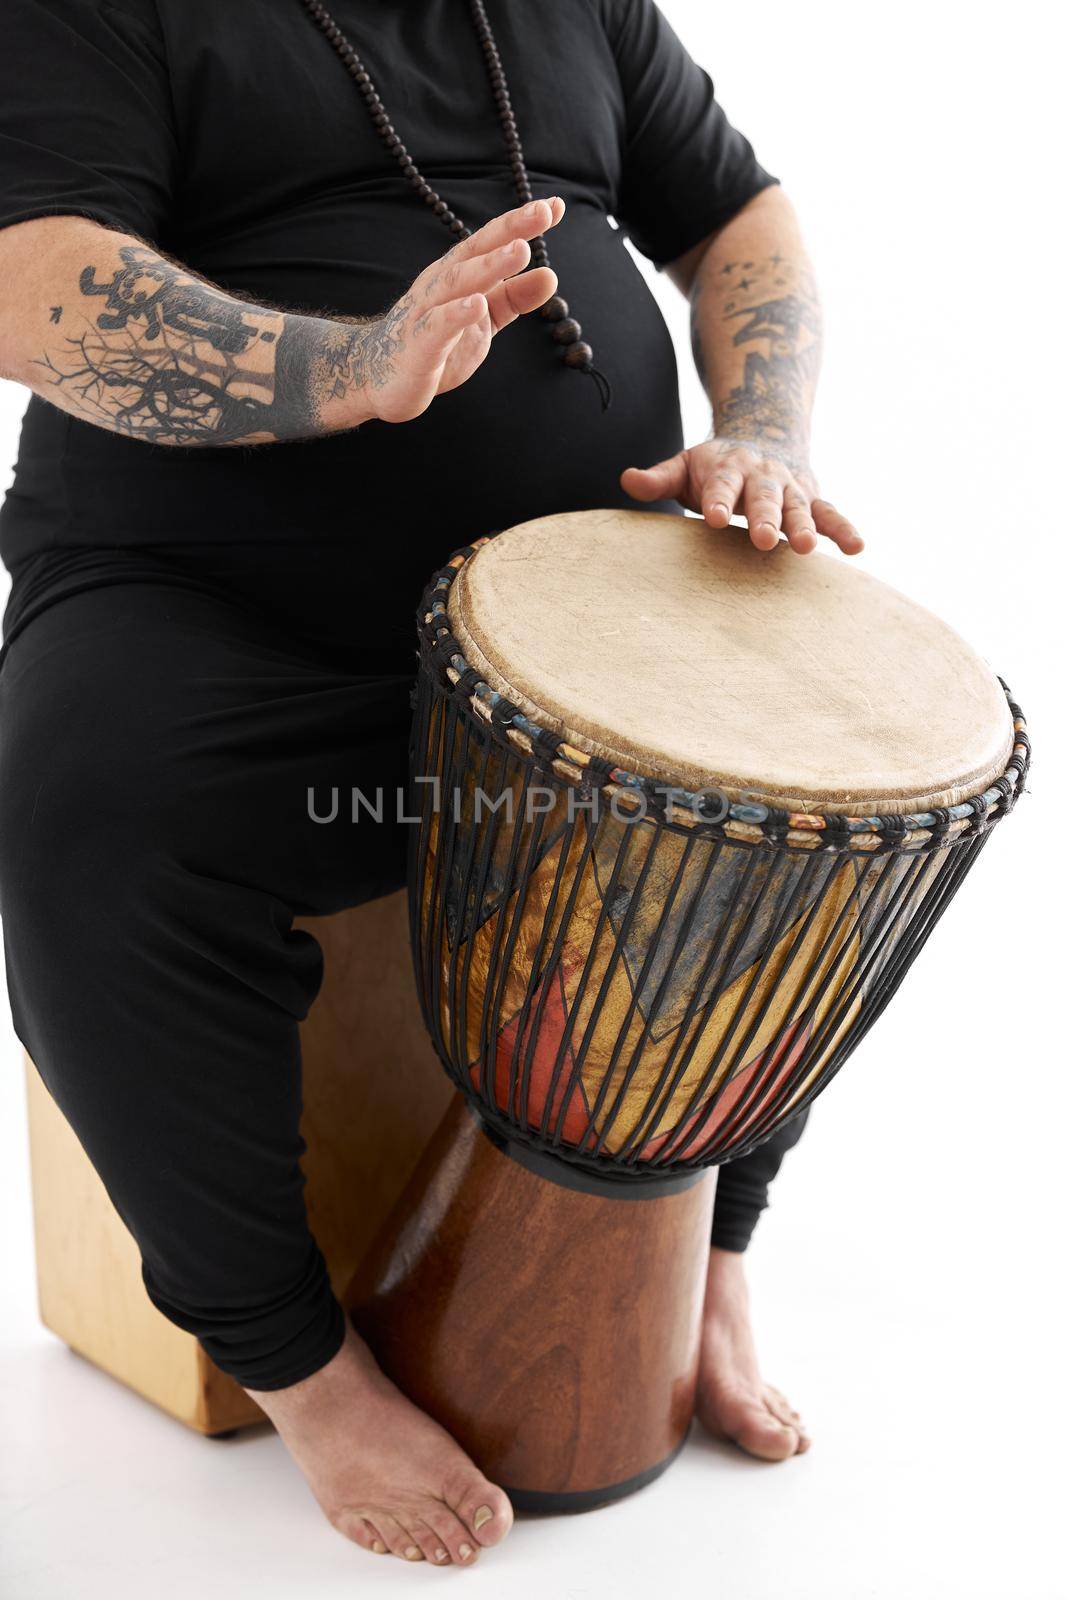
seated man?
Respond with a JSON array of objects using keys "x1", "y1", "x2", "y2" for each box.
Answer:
[{"x1": 0, "y1": 0, "x2": 857, "y2": 1567}]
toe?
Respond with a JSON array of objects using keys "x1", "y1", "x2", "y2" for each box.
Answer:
[
  {"x1": 364, "y1": 1510, "x2": 415, "y2": 1560},
  {"x1": 334, "y1": 1510, "x2": 388, "y2": 1555},
  {"x1": 447, "y1": 1474, "x2": 514, "y2": 1548},
  {"x1": 766, "y1": 1384, "x2": 801, "y2": 1420},
  {"x1": 734, "y1": 1400, "x2": 801, "y2": 1462},
  {"x1": 704, "y1": 1387, "x2": 801, "y2": 1462},
  {"x1": 764, "y1": 1386, "x2": 811, "y2": 1452},
  {"x1": 406, "y1": 1517, "x2": 449, "y2": 1565},
  {"x1": 425, "y1": 1504, "x2": 478, "y2": 1567}
]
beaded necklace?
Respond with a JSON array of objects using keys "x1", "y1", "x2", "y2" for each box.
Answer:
[{"x1": 298, "y1": 0, "x2": 611, "y2": 409}]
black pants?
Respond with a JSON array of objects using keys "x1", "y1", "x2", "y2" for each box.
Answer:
[{"x1": 0, "y1": 544, "x2": 807, "y2": 1391}]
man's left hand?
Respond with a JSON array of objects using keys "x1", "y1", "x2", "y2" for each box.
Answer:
[{"x1": 621, "y1": 437, "x2": 863, "y2": 557}]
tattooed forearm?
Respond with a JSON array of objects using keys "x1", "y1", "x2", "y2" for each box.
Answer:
[
  {"x1": 33, "y1": 244, "x2": 391, "y2": 445},
  {"x1": 690, "y1": 251, "x2": 822, "y2": 471}
]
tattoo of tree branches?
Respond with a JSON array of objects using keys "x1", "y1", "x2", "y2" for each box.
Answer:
[{"x1": 36, "y1": 245, "x2": 399, "y2": 445}]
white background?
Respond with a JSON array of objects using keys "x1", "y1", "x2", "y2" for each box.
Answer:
[{"x1": 1, "y1": 3, "x2": 1063, "y2": 1597}]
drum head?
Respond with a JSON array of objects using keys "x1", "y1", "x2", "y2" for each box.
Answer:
[{"x1": 448, "y1": 510, "x2": 1013, "y2": 814}]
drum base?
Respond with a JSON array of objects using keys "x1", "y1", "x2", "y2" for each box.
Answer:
[
  {"x1": 505, "y1": 1436, "x2": 687, "y2": 1515},
  {"x1": 346, "y1": 1095, "x2": 716, "y2": 1508}
]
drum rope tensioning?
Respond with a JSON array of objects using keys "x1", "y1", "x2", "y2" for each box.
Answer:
[{"x1": 408, "y1": 525, "x2": 1029, "y2": 1189}]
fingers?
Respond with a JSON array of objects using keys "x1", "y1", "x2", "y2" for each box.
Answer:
[
  {"x1": 812, "y1": 497, "x2": 864, "y2": 554},
  {"x1": 781, "y1": 484, "x2": 817, "y2": 554},
  {"x1": 700, "y1": 461, "x2": 746, "y2": 527},
  {"x1": 406, "y1": 292, "x2": 488, "y2": 355},
  {"x1": 418, "y1": 235, "x2": 535, "y2": 313},
  {"x1": 625, "y1": 441, "x2": 862, "y2": 559},
  {"x1": 485, "y1": 264, "x2": 558, "y2": 330},
  {"x1": 446, "y1": 197, "x2": 564, "y2": 267},
  {"x1": 412, "y1": 197, "x2": 563, "y2": 311},
  {"x1": 742, "y1": 474, "x2": 785, "y2": 551},
  {"x1": 620, "y1": 452, "x2": 691, "y2": 505},
  {"x1": 383, "y1": 294, "x2": 489, "y2": 410}
]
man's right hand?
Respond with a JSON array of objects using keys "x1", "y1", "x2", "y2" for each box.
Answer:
[
  {"x1": 0, "y1": 200, "x2": 564, "y2": 448},
  {"x1": 322, "y1": 197, "x2": 565, "y2": 429}
]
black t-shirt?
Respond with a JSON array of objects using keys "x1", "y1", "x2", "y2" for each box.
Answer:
[{"x1": 0, "y1": 0, "x2": 775, "y2": 594}]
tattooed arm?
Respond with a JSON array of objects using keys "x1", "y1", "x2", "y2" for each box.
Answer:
[
  {"x1": 621, "y1": 186, "x2": 861, "y2": 555},
  {"x1": 0, "y1": 202, "x2": 562, "y2": 446}
]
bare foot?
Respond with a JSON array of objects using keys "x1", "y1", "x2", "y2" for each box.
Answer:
[
  {"x1": 696, "y1": 1246, "x2": 810, "y2": 1462},
  {"x1": 246, "y1": 1320, "x2": 513, "y2": 1565}
]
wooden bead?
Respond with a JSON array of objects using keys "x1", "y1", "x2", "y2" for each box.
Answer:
[
  {"x1": 540, "y1": 295, "x2": 568, "y2": 322},
  {"x1": 564, "y1": 341, "x2": 594, "y2": 368},
  {"x1": 552, "y1": 318, "x2": 581, "y2": 345}
]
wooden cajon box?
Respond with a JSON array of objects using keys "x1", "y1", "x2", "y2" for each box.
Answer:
[{"x1": 23, "y1": 890, "x2": 450, "y2": 1433}]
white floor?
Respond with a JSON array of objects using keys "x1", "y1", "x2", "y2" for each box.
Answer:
[{"x1": 3, "y1": 871, "x2": 1064, "y2": 1600}]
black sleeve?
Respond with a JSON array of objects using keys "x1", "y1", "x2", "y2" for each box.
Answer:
[
  {"x1": 0, "y1": 0, "x2": 177, "y2": 244},
  {"x1": 601, "y1": 0, "x2": 778, "y2": 268}
]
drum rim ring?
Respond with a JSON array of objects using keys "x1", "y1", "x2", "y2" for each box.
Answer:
[{"x1": 417, "y1": 542, "x2": 1030, "y2": 857}]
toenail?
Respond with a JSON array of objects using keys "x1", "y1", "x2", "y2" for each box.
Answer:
[
  {"x1": 404, "y1": 1546, "x2": 422, "y2": 1561},
  {"x1": 435, "y1": 1548, "x2": 449, "y2": 1563},
  {"x1": 371, "y1": 1541, "x2": 386, "y2": 1555},
  {"x1": 473, "y1": 1505, "x2": 493, "y2": 1531},
  {"x1": 459, "y1": 1543, "x2": 474, "y2": 1561}
]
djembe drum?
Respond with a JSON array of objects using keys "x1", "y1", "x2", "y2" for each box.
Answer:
[{"x1": 350, "y1": 509, "x2": 1027, "y2": 1511}]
